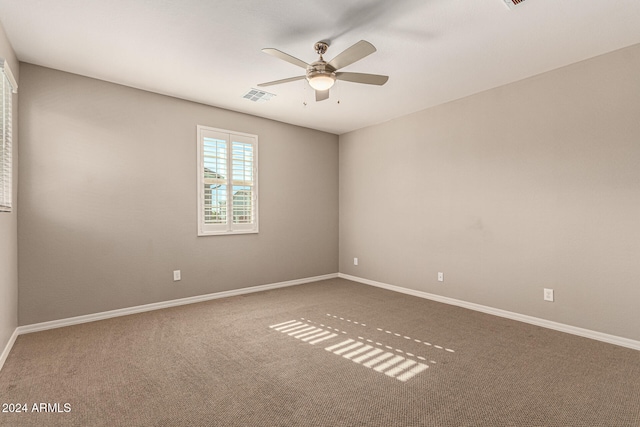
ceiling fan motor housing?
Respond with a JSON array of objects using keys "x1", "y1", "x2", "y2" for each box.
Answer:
[{"x1": 307, "y1": 60, "x2": 336, "y2": 90}]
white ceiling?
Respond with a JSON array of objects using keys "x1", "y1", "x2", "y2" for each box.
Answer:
[{"x1": 0, "y1": 0, "x2": 639, "y2": 135}]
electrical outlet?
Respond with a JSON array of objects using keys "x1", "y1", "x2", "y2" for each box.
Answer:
[
  {"x1": 354, "y1": 258, "x2": 358, "y2": 266},
  {"x1": 544, "y1": 288, "x2": 554, "y2": 302},
  {"x1": 173, "y1": 270, "x2": 181, "y2": 281},
  {"x1": 438, "y1": 272, "x2": 444, "y2": 282}
]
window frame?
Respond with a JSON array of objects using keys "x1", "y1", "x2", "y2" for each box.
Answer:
[
  {"x1": 0, "y1": 58, "x2": 17, "y2": 213},
  {"x1": 197, "y1": 125, "x2": 259, "y2": 236}
]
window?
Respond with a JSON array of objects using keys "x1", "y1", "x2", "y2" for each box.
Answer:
[
  {"x1": 0, "y1": 59, "x2": 17, "y2": 213},
  {"x1": 197, "y1": 126, "x2": 258, "y2": 235}
]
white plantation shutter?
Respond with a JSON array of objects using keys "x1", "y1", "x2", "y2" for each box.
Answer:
[
  {"x1": 230, "y1": 135, "x2": 256, "y2": 227},
  {"x1": 0, "y1": 59, "x2": 16, "y2": 213},
  {"x1": 197, "y1": 126, "x2": 258, "y2": 235},
  {"x1": 202, "y1": 131, "x2": 229, "y2": 228}
]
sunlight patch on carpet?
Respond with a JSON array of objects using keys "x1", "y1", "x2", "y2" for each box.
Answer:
[{"x1": 268, "y1": 314, "x2": 452, "y2": 383}]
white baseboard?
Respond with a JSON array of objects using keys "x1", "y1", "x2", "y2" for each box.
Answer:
[
  {"x1": 6, "y1": 270, "x2": 637, "y2": 371},
  {"x1": 339, "y1": 273, "x2": 640, "y2": 351},
  {"x1": 16, "y1": 273, "x2": 339, "y2": 336},
  {"x1": 0, "y1": 328, "x2": 19, "y2": 372}
]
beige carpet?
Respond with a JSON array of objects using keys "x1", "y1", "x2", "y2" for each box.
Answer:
[{"x1": 1, "y1": 278, "x2": 639, "y2": 426}]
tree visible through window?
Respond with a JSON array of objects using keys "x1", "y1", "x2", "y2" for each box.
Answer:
[{"x1": 197, "y1": 126, "x2": 258, "y2": 235}]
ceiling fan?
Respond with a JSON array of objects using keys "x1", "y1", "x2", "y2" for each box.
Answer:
[{"x1": 258, "y1": 40, "x2": 389, "y2": 102}]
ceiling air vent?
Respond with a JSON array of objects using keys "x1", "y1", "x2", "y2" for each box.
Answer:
[
  {"x1": 503, "y1": 0, "x2": 526, "y2": 9},
  {"x1": 242, "y1": 89, "x2": 276, "y2": 102}
]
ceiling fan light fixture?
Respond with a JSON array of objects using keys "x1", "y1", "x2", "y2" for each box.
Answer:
[{"x1": 307, "y1": 72, "x2": 336, "y2": 91}]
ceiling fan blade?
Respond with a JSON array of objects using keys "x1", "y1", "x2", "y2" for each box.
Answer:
[
  {"x1": 336, "y1": 72, "x2": 389, "y2": 85},
  {"x1": 262, "y1": 48, "x2": 309, "y2": 69},
  {"x1": 327, "y1": 40, "x2": 376, "y2": 71},
  {"x1": 257, "y1": 75, "x2": 306, "y2": 87},
  {"x1": 315, "y1": 90, "x2": 329, "y2": 102}
]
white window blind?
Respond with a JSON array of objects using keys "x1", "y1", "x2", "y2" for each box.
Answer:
[
  {"x1": 0, "y1": 59, "x2": 17, "y2": 213},
  {"x1": 197, "y1": 126, "x2": 258, "y2": 235}
]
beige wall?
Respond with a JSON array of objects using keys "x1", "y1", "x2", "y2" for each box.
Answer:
[
  {"x1": 0, "y1": 22, "x2": 18, "y2": 357},
  {"x1": 18, "y1": 64, "x2": 338, "y2": 325},
  {"x1": 339, "y1": 44, "x2": 640, "y2": 341},
  {"x1": 13, "y1": 44, "x2": 640, "y2": 342}
]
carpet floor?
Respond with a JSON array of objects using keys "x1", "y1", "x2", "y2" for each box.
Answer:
[{"x1": 1, "y1": 278, "x2": 639, "y2": 426}]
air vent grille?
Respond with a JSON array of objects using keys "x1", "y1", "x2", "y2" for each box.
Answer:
[
  {"x1": 503, "y1": 0, "x2": 526, "y2": 9},
  {"x1": 242, "y1": 89, "x2": 276, "y2": 102}
]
